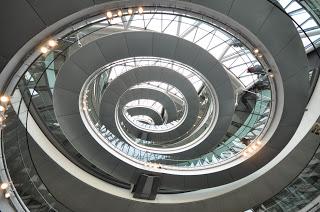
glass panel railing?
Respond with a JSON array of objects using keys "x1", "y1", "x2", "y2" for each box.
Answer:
[
  {"x1": 253, "y1": 124, "x2": 320, "y2": 211},
  {"x1": 2, "y1": 106, "x2": 70, "y2": 211},
  {"x1": 85, "y1": 87, "x2": 271, "y2": 167}
]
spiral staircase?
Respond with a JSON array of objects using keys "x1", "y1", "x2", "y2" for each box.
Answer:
[{"x1": 1, "y1": 0, "x2": 320, "y2": 211}]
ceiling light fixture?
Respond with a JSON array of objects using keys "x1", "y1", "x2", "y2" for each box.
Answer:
[
  {"x1": 0, "y1": 95, "x2": 10, "y2": 103},
  {"x1": 48, "y1": 39, "x2": 58, "y2": 47},
  {"x1": 128, "y1": 8, "x2": 133, "y2": 15},
  {"x1": 0, "y1": 183, "x2": 9, "y2": 190},
  {"x1": 248, "y1": 147, "x2": 254, "y2": 153},
  {"x1": 138, "y1": 7, "x2": 144, "y2": 14},
  {"x1": 253, "y1": 48, "x2": 259, "y2": 54},
  {"x1": 117, "y1": 10, "x2": 123, "y2": 17},
  {"x1": 40, "y1": 46, "x2": 48, "y2": 54},
  {"x1": 106, "y1": 11, "x2": 113, "y2": 19},
  {"x1": 252, "y1": 144, "x2": 258, "y2": 150},
  {"x1": 0, "y1": 105, "x2": 5, "y2": 112},
  {"x1": 4, "y1": 192, "x2": 10, "y2": 199}
]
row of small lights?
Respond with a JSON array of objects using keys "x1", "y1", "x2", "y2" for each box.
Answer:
[
  {"x1": 240, "y1": 48, "x2": 271, "y2": 157},
  {"x1": 253, "y1": 48, "x2": 274, "y2": 78},
  {"x1": 82, "y1": 90, "x2": 91, "y2": 112},
  {"x1": 143, "y1": 141, "x2": 263, "y2": 162},
  {"x1": 242, "y1": 140, "x2": 263, "y2": 157},
  {"x1": 39, "y1": 39, "x2": 58, "y2": 54},
  {"x1": 240, "y1": 48, "x2": 270, "y2": 157},
  {"x1": 144, "y1": 162, "x2": 162, "y2": 169},
  {"x1": 0, "y1": 96, "x2": 11, "y2": 198},
  {"x1": 0, "y1": 95, "x2": 10, "y2": 129},
  {"x1": 37, "y1": 10, "x2": 268, "y2": 74},
  {"x1": 38, "y1": 7, "x2": 144, "y2": 54},
  {"x1": 144, "y1": 141, "x2": 263, "y2": 166},
  {"x1": 106, "y1": 7, "x2": 144, "y2": 19},
  {"x1": 253, "y1": 48, "x2": 262, "y2": 58},
  {"x1": 1, "y1": 182, "x2": 11, "y2": 199},
  {"x1": 0, "y1": 97, "x2": 11, "y2": 199}
]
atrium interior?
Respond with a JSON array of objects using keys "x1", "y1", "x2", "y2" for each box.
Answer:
[{"x1": 1, "y1": 0, "x2": 320, "y2": 211}]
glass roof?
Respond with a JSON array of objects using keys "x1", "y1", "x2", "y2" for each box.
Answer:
[
  {"x1": 125, "y1": 99, "x2": 164, "y2": 115},
  {"x1": 277, "y1": 0, "x2": 320, "y2": 50},
  {"x1": 132, "y1": 82, "x2": 185, "y2": 100},
  {"x1": 93, "y1": 12, "x2": 263, "y2": 87},
  {"x1": 105, "y1": 57, "x2": 204, "y2": 95}
]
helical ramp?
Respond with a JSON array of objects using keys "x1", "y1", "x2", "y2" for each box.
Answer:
[{"x1": 0, "y1": 0, "x2": 319, "y2": 211}]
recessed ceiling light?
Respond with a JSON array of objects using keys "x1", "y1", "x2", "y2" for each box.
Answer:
[
  {"x1": 248, "y1": 147, "x2": 254, "y2": 153},
  {"x1": 0, "y1": 96, "x2": 10, "y2": 103},
  {"x1": 252, "y1": 144, "x2": 258, "y2": 150},
  {"x1": 5, "y1": 192, "x2": 10, "y2": 198},
  {"x1": 0, "y1": 183, "x2": 9, "y2": 190},
  {"x1": 106, "y1": 11, "x2": 113, "y2": 19},
  {"x1": 48, "y1": 39, "x2": 58, "y2": 47},
  {"x1": 40, "y1": 46, "x2": 48, "y2": 54},
  {"x1": 138, "y1": 7, "x2": 144, "y2": 14},
  {"x1": 0, "y1": 105, "x2": 5, "y2": 112}
]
